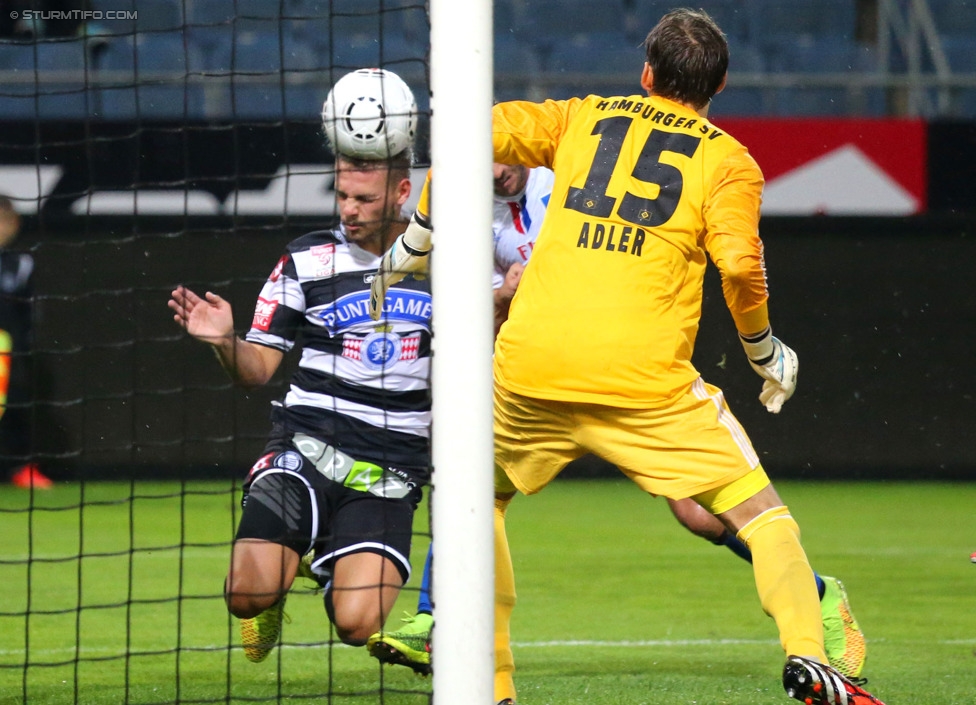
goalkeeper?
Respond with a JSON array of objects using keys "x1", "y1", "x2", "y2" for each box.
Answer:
[
  {"x1": 368, "y1": 161, "x2": 868, "y2": 690},
  {"x1": 484, "y1": 10, "x2": 888, "y2": 705},
  {"x1": 371, "y1": 9, "x2": 887, "y2": 705}
]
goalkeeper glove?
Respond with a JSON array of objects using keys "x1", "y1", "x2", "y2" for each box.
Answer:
[
  {"x1": 368, "y1": 213, "x2": 432, "y2": 320},
  {"x1": 739, "y1": 326, "x2": 798, "y2": 414}
]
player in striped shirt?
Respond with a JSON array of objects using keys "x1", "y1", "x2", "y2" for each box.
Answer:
[{"x1": 168, "y1": 150, "x2": 431, "y2": 664}]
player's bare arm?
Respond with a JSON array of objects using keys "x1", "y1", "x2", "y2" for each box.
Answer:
[
  {"x1": 492, "y1": 262, "x2": 524, "y2": 336},
  {"x1": 168, "y1": 285, "x2": 283, "y2": 387}
]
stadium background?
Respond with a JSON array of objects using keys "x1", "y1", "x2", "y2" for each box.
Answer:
[
  {"x1": 2, "y1": 0, "x2": 973, "y2": 483},
  {"x1": 2, "y1": 2, "x2": 975, "y2": 704}
]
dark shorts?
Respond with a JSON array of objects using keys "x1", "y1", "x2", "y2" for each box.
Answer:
[{"x1": 235, "y1": 438, "x2": 423, "y2": 585}]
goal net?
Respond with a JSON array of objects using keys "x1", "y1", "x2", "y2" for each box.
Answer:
[{"x1": 0, "y1": 1, "x2": 450, "y2": 703}]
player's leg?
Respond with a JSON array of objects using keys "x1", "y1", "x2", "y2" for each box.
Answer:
[
  {"x1": 583, "y1": 401, "x2": 824, "y2": 661},
  {"x1": 325, "y1": 490, "x2": 416, "y2": 647},
  {"x1": 227, "y1": 469, "x2": 311, "y2": 616},
  {"x1": 668, "y1": 495, "x2": 753, "y2": 561},
  {"x1": 669, "y1": 484, "x2": 866, "y2": 680},
  {"x1": 612, "y1": 388, "x2": 825, "y2": 662},
  {"x1": 704, "y1": 478, "x2": 826, "y2": 661},
  {"x1": 330, "y1": 551, "x2": 405, "y2": 645},
  {"x1": 0, "y1": 328, "x2": 51, "y2": 489},
  {"x1": 227, "y1": 539, "x2": 300, "y2": 663},
  {"x1": 226, "y1": 539, "x2": 300, "y2": 618},
  {"x1": 492, "y1": 384, "x2": 582, "y2": 705},
  {"x1": 493, "y1": 488, "x2": 517, "y2": 704},
  {"x1": 227, "y1": 468, "x2": 313, "y2": 662},
  {"x1": 417, "y1": 544, "x2": 433, "y2": 614},
  {"x1": 670, "y1": 496, "x2": 755, "y2": 561},
  {"x1": 701, "y1": 470, "x2": 881, "y2": 701},
  {"x1": 670, "y1": 495, "x2": 807, "y2": 575},
  {"x1": 582, "y1": 381, "x2": 884, "y2": 704},
  {"x1": 0, "y1": 328, "x2": 11, "y2": 422},
  {"x1": 366, "y1": 543, "x2": 433, "y2": 674}
]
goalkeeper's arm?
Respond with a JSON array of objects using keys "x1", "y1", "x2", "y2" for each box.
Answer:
[
  {"x1": 739, "y1": 325, "x2": 798, "y2": 414},
  {"x1": 369, "y1": 172, "x2": 432, "y2": 320}
]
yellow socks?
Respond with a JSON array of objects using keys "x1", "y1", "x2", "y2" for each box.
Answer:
[
  {"x1": 494, "y1": 497, "x2": 517, "y2": 702},
  {"x1": 738, "y1": 506, "x2": 826, "y2": 662}
]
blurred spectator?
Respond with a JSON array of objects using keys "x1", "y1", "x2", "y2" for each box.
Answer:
[
  {"x1": 0, "y1": 196, "x2": 50, "y2": 489},
  {"x1": 0, "y1": 1, "x2": 38, "y2": 39},
  {"x1": 856, "y1": 0, "x2": 879, "y2": 43},
  {"x1": 0, "y1": 0, "x2": 92, "y2": 40}
]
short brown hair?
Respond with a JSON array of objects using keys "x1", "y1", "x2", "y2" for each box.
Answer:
[
  {"x1": 336, "y1": 149, "x2": 412, "y2": 184},
  {"x1": 643, "y1": 8, "x2": 729, "y2": 109}
]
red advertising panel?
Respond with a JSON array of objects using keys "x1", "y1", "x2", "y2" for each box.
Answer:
[{"x1": 710, "y1": 118, "x2": 928, "y2": 215}]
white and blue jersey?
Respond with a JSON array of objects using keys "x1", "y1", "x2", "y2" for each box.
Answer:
[
  {"x1": 245, "y1": 227, "x2": 431, "y2": 477},
  {"x1": 491, "y1": 166, "x2": 554, "y2": 289}
]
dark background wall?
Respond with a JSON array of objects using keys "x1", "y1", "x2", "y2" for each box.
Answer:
[
  {"x1": 18, "y1": 213, "x2": 976, "y2": 482},
  {"x1": 8, "y1": 118, "x2": 975, "y2": 482},
  {"x1": 678, "y1": 214, "x2": 975, "y2": 480},
  {"x1": 23, "y1": 221, "x2": 297, "y2": 479},
  {"x1": 560, "y1": 214, "x2": 976, "y2": 482}
]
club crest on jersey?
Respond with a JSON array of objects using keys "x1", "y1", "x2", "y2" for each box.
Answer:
[
  {"x1": 343, "y1": 331, "x2": 421, "y2": 370},
  {"x1": 309, "y1": 244, "x2": 335, "y2": 278},
  {"x1": 273, "y1": 451, "x2": 303, "y2": 471}
]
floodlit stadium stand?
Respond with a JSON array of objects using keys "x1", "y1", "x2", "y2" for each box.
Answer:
[{"x1": 0, "y1": 0, "x2": 972, "y2": 119}]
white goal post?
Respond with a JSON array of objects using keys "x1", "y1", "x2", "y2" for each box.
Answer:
[{"x1": 428, "y1": 0, "x2": 496, "y2": 703}]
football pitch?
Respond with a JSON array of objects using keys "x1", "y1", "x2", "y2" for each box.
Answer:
[{"x1": 1, "y1": 478, "x2": 973, "y2": 704}]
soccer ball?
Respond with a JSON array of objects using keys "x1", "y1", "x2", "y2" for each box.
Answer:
[{"x1": 321, "y1": 68, "x2": 418, "y2": 160}]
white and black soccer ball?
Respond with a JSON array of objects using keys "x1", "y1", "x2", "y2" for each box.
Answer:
[{"x1": 321, "y1": 68, "x2": 418, "y2": 160}]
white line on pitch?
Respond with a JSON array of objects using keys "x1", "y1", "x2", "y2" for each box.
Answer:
[{"x1": 4, "y1": 637, "x2": 975, "y2": 659}]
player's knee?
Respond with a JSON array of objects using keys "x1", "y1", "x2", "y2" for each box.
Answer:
[
  {"x1": 225, "y1": 590, "x2": 279, "y2": 619},
  {"x1": 328, "y1": 589, "x2": 386, "y2": 645},
  {"x1": 224, "y1": 575, "x2": 284, "y2": 619},
  {"x1": 332, "y1": 612, "x2": 380, "y2": 646},
  {"x1": 336, "y1": 627, "x2": 371, "y2": 647},
  {"x1": 494, "y1": 493, "x2": 515, "y2": 513},
  {"x1": 736, "y1": 505, "x2": 798, "y2": 548},
  {"x1": 496, "y1": 589, "x2": 516, "y2": 609},
  {"x1": 668, "y1": 497, "x2": 726, "y2": 541}
]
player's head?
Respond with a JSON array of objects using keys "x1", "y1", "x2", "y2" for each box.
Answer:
[
  {"x1": 641, "y1": 8, "x2": 729, "y2": 110},
  {"x1": 0, "y1": 195, "x2": 21, "y2": 248},
  {"x1": 493, "y1": 163, "x2": 530, "y2": 199},
  {"x1": 334, "y1": 153, "x2": 412, "y2": 253}
]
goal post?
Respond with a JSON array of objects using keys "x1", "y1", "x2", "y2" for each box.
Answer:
[
  {"x1": 428, "y1": 0, "x2": 496, "y2": 703},
  {"x1": 1, "y1": 0, "x2": 497, "y2": 701}
]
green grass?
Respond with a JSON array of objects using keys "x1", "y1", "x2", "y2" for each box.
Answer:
[{"x1": 1, "y1": 479, "x2": 974, "y2": 704}]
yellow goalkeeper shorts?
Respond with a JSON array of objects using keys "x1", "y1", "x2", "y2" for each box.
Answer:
[{"x1": 493, "y1": 377, "x2": 766, "y2": 503}]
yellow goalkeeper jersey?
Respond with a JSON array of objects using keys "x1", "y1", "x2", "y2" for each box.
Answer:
[{"x1": 492, "y1": 95, "x2": 770, "y2": 407}]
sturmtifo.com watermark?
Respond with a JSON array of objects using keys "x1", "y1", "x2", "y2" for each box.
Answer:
[{"x1": 11, "y1": 10, "x2": 138, "y2": 21}]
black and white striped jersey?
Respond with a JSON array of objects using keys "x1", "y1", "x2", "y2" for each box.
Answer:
[{"x1": 245, "y1": 228, "x2": 432, "y2": 474}]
